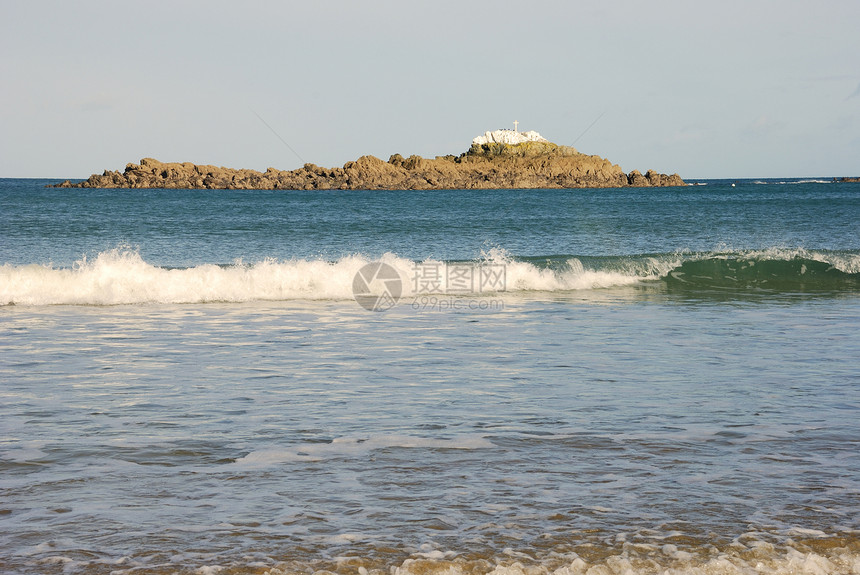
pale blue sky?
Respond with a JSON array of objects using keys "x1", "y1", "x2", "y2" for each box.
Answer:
[{"x1": 2, "y1": 0, "x2": 859, "y2": 178}]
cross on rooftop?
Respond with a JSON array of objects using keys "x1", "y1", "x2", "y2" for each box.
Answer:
[{"x1": 513, "y1": 120, "x2": 519, "y2": 133}]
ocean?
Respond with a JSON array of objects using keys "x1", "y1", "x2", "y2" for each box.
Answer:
[{"x1": 1, "y1": 178, "x2": 858, "y2": 574}]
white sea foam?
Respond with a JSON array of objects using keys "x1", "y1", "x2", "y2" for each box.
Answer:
[
  {"x1": 753, "y1": 179, "x2": 833, "y2": 185},
  {"x1": 0, "y1": 247, "x2": 411, "y2": 306},
  {"x1": 384, "y1": 547, "x2": 860, "y2": 575},
  {"x1": 41, "y1": 547, "x2": 858, "y2": 575},
  {"x1": 498, "y1": 256, "x2": 675, "y2": 293},
  {"x1": 0, "y1": 247, "x2": 655, "y2": 306}
]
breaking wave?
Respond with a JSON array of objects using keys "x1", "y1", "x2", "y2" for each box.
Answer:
[
  {"x1": 2, "y1": 246, "x2": 859, "y2": 306},
  {"x1": 15, "y1": 533, "x2": 860, "y2": 575}
]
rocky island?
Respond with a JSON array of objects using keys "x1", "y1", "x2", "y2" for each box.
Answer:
[{"x1": 54, "y1": 129, "x2": 685, "y2": 190}]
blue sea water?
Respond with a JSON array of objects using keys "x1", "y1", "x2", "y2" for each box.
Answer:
[{"x1": 1, "y1": 178, "x2": 859, "y2": 574}]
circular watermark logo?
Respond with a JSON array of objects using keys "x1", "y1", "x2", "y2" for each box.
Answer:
[{"x1": 353, "y1": 262, "x2": 403, "y2": 312}]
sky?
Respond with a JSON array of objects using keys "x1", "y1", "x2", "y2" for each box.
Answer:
[{"x1": 2, "y1": 0, "x2": 859, "y2": 179}]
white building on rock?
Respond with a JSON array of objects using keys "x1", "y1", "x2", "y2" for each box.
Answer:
[{"x1": 472, "y1": 128, "x2": 549, "y2": 146}]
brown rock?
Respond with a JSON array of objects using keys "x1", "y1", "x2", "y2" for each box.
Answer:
[{"x1": 627, "y1": 170, "x2": 648, "y2": 187}]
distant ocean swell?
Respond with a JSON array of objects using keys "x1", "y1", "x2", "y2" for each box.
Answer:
[{"x1": 2, "y1": 246, "x2": 859, "y2": 306}]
